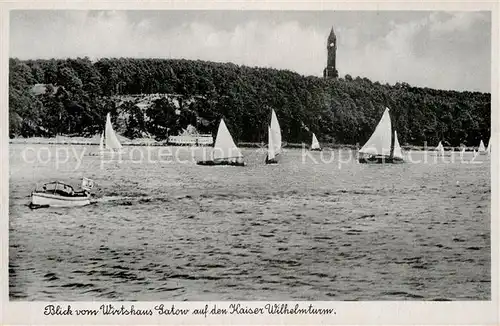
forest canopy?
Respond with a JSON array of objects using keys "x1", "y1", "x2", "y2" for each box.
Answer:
[{"x1": 9, "y1": 57, "x2": 491, "y2": 147}]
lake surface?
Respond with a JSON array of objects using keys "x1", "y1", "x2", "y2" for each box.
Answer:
[{"x1": 9, "y1": 144, "x2": 491, "y2": 301}]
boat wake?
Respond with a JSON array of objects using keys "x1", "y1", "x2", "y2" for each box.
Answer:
[
  {"x1": 92, "y1": 195, "x2": 151, "y2": 204},
  {"x1": 91, "y1": 194, "x2": 176, "y2": 206},
  {"x1": 92, "y1": 196, "x2": 131, "y2": 203}
]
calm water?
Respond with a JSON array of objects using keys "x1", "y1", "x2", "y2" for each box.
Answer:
[{"x1": 9, "y1": 144, "x2": 490, "y2": 301}]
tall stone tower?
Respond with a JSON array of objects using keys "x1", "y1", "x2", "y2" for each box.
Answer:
[{"x1": 323, "y1": 27, "x2": 338, "y2": 79}]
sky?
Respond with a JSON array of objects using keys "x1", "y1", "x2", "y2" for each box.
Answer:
[{"x1": 9, "y1": 10, "x2": 491, "y2": 93}]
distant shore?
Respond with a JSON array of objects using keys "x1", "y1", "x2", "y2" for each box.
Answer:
[{"x1": 9, "y1": 136, "x2": 477, "y2": 152}]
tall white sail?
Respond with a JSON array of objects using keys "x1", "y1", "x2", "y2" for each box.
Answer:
[
  {"x1": 359, "y1": 107, "x2": 392, "y2": 156},
  {"x1": 392, "y1": 131, "x2": 403, "y2": 160},
  {"x1": 479, "y1": 140, "x2": 486, "y2": 152},
  {"x1": 270, "y1": 109, "x2": 282, "y2": 154},
  {"x1": 436, "y1": 141, "x2": 444, "y2": 154},
  {"x1": 486, "y1": 138, "x2": 491, "y2": 154},
  {"x1": 105, "y1": 113, "x2": 122, "y2": 150},
  {"x1": 213, "y1": 119, "x2": 242, "y2": 160},
  {"x1": 311, "y1": 133, "x2": 320, "y2": 150},
  {"x1": 267, "y1": 125, "x2": 275, "y2": 161}
]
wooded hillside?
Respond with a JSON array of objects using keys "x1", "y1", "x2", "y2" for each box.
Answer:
[{"x1": 9, "y1": 57, "x2": 491, "y2": 146}]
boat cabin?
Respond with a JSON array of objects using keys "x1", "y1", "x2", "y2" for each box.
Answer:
[{"x1": 39, "y1": 181, "x2": 86, "y2": 197}]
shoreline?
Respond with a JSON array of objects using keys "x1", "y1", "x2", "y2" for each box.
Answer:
[{"x1": 8, "y1": 137, "x2": 476, "y2": 152}]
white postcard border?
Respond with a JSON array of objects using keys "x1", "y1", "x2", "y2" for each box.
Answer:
[{"x1": 1, "y1": 1, "x2": 498, "y2": 325}]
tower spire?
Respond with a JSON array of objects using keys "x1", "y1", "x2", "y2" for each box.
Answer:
[{"x1": 323, "y1": 27, "x2": 338, "y2": 79}]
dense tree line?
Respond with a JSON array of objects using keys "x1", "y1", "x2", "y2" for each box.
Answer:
[{"x1": 9, "y1": 57, "x2": 491, "y2": 146}]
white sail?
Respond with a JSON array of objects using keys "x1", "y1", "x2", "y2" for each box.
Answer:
[
  {"x1": 105, "y1": 113, "x2": 122, "y2": 150},
  {"x1": 460, "y1": 146, "x2": 466, "y2": 156},
  {"x1": 359, "y1": 107, "x2": 392, "y2": 156},
  {"x1": 270, "y1": 109, "x2": 282, "y2": 154},
  {"x1": 392, "y1": 131, "x2": 403, "y2": 159},
  {"x1": 486, "y1": 138, "x2": 491, "y2": 154},
  {"x1": 479, "y1": 140, "x2": 486, "y2": 152},
  {"x1": 435, "y1": 141, "x2": 444, "y2": 152},
  {"x1": 311, "y1": 133, "x2": 320, "y2": 150},
  {"x1": 267, "y1": 125, "x2": 275, "y2": 161},
  {"x1": 213, "y1": 119, "x2": 242, "y2": 160}
]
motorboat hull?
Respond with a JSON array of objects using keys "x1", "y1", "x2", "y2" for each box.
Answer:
[{"x1": 30, "y1": 192, "x2": 91, "y2": 208}]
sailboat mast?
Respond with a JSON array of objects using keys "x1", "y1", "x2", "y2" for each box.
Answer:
[{"x1": 389, "y1": 110, "x2": 395, "y2": 158}]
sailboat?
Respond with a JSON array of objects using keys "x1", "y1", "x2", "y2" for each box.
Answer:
[
  {"x1": 435, "y1": 141, "x2": 445, "y2": 156},
  {"x1": 358, "y1": 107, "x2": 404, "y2": 164},
  {"x1": 478, "y1": 140, "x2": 487, "y2": 155},
  {"x1": 265, "y1": 109, "x2": 282, "y2": 164},
  {"x1": 197, "y1": 118, "x2": 245, "y2": 166},
  {"x1": 486, "y1": 138, "x2": 491, "y2": 155},
  {"x1": 104, "y1": 113, "x2": 123, "y2": 151},
  {"x1": 91, "y1": 113, "x2": 123, "y2": 155},
  {"x1": 310, "y1": 133, "x2": 322, "y2": 151}
]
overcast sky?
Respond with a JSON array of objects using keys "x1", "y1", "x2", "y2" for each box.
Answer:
[{"x1": 10, "y1": 10, "x2": 491, "y2": 93}]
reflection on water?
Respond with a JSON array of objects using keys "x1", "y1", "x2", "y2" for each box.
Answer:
[{"x1": 9, "y1": 144, "x2": 490, "y2": 300}]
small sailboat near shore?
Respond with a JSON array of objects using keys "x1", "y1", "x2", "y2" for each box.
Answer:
[
  {"x1": 102, "y1": 112, "x2": 123, "y2": 154},
  {"x1": 91, "y1": 113, "x2": 123, "y2": 156},
  {"x1": 432, "y1": 140, "x2": 453, "y2": 157},
  {"x1": 435, "y1": 141, "x2": 444, "y2": 156},
  {"x1": 310, "y1": 133, "x2": 322, "y2": 151},
  {"x1": 358, "y1": 107, "x2": 404, "y2": 164},
  {"x1": 265, "y1": 109, "x2": 282, "y2": 164},
  {"x1": 197, "y1": 118, "x2": 245, "y2": 166},
  {"x1": 478, "y1": 139, "x2": 487, "y2": 155}
]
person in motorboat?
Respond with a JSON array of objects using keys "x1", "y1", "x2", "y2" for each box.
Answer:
[{"x1": 38, "y1": 181, "x2": 90, "y2": 198}]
